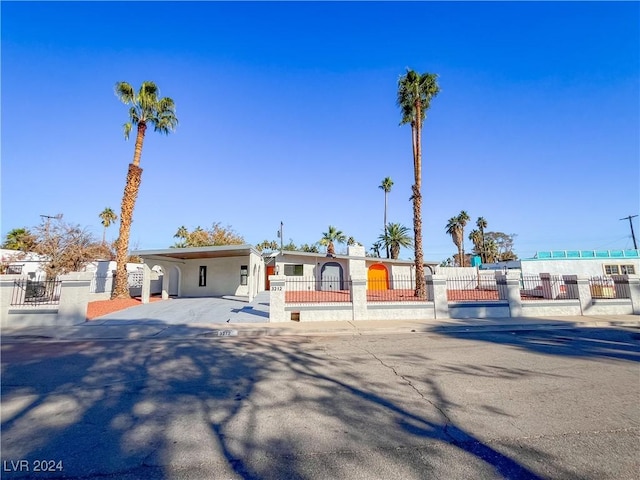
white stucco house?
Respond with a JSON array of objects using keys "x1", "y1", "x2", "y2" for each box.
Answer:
[
  {"x1": 479, "y1": 250, "x2": 639, "y2": 277},
  {"x1": 267, "y1": 248, "x2": 438, "y2": 291},
  {"x1": 134, "y1": 245, "x2": 264, "y2": 301},
  {"x1": 132, "y1": 244, "x2": 440, "y2": 301}
]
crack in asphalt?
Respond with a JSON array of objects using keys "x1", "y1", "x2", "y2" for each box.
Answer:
[{"x1": 353, "y1": 342, "x2": 456, "y2": 440}]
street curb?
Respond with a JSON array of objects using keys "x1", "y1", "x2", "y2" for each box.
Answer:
[{"x1": 1, "y1": 319, "x2": 638, "y2": 343}]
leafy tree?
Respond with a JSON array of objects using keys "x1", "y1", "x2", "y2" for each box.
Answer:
[
  {"x1": 2, "y1": 227, "x2": 36, "y2": 251},
  {"x1": 485, "y1": 232, "x2": 518, "y2": 261},
  {"x1": 282, "y1": 239, "x2": 298, "y2": 251},
  {"x1": 171, "y1": 223, "x2": 245, "y2": 248},
  {"x1": 32, "y1": 219, "x2": 111, "y2": 278},
  {"x1": 369, "y1": 241, "x2": 383, "y2": 258},
  {"x1": 347, "y1": 237, "x2": 361, "y2": 247},
  {"x1": 319, "y1": 226, "x2": 346, "y2": 255},
  {"x1": 378, "y1": 223, "x2": 412, "y2": 260},
  {"x1": 397, "y1": 69, "x2": 440, "y2": 298},
  {"x1": 99, "y1": 207, "x2": 118, "y2": 245},
  {"x1": 112, "y1": 81, "x2": 178, "y2": 299},
  {"x1": 255, "y1": 240, "x2": 279, "y2": 252},
  {"x1": 378, "y1": 177, "x2": 394, "y2": 257},
  {"x1": 439, "y1": 257, "x2": 453, "y2": 267},
  {"x1": 299, "y1": 243, "x2": 320, "y2": 253},
  {"x1": 172, "y1": 225, "x2": 189, "y2": 248}
]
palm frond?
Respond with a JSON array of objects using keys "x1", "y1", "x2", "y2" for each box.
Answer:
[
  {"x1": 122, "y1": 122, "x2": 133, "y2": 140},
  {"x1": 114, "y1": 82, "x2": 134, "y2": 104}
]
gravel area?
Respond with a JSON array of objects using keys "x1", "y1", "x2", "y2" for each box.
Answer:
[{"x1": 86, "y1": 297, "x2": 163, "y2": 320}]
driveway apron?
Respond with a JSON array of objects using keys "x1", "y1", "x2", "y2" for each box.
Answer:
[{"x1": 91, "y1": 292, "x2": 270, "y2": 325}]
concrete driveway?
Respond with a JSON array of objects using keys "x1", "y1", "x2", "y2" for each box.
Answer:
[{"x1": 91, "y1": 292, "x2": 270, "y2": 325}]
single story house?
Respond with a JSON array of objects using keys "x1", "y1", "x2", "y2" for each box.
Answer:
[
  {"x1": 478, "y1": 250, "x2": 639, "y2": 277},
  {"x1": 134, "y1": 245, "x2": 264, "y2": 300},
  {"x1": 132, "y1": 244, "x2": 440, "y2": 300},
  {"x1": 269, "y1": 247, "x2": 439, "y2": 291}
]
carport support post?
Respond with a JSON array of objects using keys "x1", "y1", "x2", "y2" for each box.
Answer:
[
  {"x1": 268, "y1": 275, "x2": 286, "y2": 322},
  {"x1": 161, "y1": 268, "x2": 170, "y2": 300},
  {"x1": 625, "y1": 275, "x2": 640, "y2": 314},
  {"x1": 427, "y1": 275, "x2": 449, "y2": 319},
  {"x1": 141, "y1": 264, "x2": 151, "y2": 304},
  {"x1": 58, "y1": 272, "x2": 93, "y2": 325}
]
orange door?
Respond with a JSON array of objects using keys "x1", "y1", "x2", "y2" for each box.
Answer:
[
  {"x1": 368, "y1": 264, "x2": 389, "y2": 290},
  {"x1": 266, "y1": 265, "x2": 275, "y2": 289}
]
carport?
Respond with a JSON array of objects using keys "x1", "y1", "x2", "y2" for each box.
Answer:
[{"x1": 134, "y1": 245, "x2": 264, "y2": 303}]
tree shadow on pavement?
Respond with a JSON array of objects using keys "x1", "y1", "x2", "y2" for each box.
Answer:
[
  {"x1": 429, "y1": 325, "x2": 640, "y2": 363},
  {"x1": 1, "y1": 326, "x2": 612, "y2": 479}
]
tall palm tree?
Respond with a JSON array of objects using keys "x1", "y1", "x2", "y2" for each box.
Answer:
[
  {"x1": 484, "y1": 238, "x2": 499, "y2": 263},
  {"x1": 476, "y1": 217, "x2": 488, "y2": 263},
  {"x1": 378, "y1": 177, "x2": 394, "y2": 258},
  {"x1": 469, "y1": 229, "x2": 483, "y2": 256},
  {"x1": 457, "y1": 210, "x2": 470, "y2": 265},
  {"x1": 319, "y1": 226, "x2": 346, "y2": 255},
  {"x1": 445, "y1": 216, "x2": 463, "y2": 266},
  {"x1": 378, "y1": 223, "x2": 412, "y2": 260},
  {"x1": 111, "y1": 81, "x2": 178, "y2": 299},
  {"x1": 99, "y1": 207, "x2": 118, "y2": 245},
  {"x1": 397, "y1": 69, "x2": 440, "y2": 298}
]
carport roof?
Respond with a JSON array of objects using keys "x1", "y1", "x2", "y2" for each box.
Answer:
[{"x1": 134, "y1": 244, "x2": 259, "y2": 260}]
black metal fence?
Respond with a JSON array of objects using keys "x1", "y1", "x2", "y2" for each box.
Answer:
[
  {"x1": 285, "y1": 277, "x2": 351, "y2": 303},
  {"x1": 446, "y1": 275, "x2": 501, "y2": 301},
  {"x1": 11, "y1": 278, "x2": 62, "y2": 306},
  {"x1": 367, "y1": 276, "x2": 429, "y2": 302},
  {"x1": 520, "y1": 275, "x2": 577, "y2": 300},
  {"x1": 589, "y1": 276, "x2": 630, "y2": 299}
]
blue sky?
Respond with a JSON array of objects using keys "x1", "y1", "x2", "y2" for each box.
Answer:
[{"x1": 2, "y1": 1, "x2": 638, "y2": 261}]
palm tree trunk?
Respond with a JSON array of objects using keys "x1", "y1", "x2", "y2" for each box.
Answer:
[
  {"x1": 412, "y1": 185, "x2": 426, "y2": 299},
  {"x1": 412, "y1": 110, "x2": 426, "y2": 300},
  {"x1": 111, "y1": 163, "x2": 143, "y2": 299},
  {"x1": 132, "y1": 122, "x2": 146, "y2": 167},
  {"x1": 384, "y1": 192, "x2": 389, "y2": 258}
]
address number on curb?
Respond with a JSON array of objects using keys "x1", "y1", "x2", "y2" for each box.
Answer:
[
  {"x1": 216, "y1": 330, "x2": 237, "y2": 337},
  {"x1": 270, "y1": 286, "x2": 283, "y2": 291}
]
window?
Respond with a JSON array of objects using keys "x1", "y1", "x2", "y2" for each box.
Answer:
[
  {"x1": 199, "y1": 266, "x2": 207, "y2": 287},
  {"x1": 284, "y1": 264, "x2": 304, "y2": 276},
  {"x1": 240, "y1": 265, "x2": 248, "y2": 286},
  {"x1": 604, "y1": 265, "x2": 619, "y2": 275},
  {"x1": 604, "y1": 264, "x2": 636, "y2": 275}
]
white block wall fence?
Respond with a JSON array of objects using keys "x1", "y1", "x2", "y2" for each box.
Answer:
[{"x1": 268, "y1": 273, "x2": 640, "y2": 322}]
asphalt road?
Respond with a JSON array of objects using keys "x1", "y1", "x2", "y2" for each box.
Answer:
[{"x1": 1, "y1": 327, "x2": 639, "y2": 479}]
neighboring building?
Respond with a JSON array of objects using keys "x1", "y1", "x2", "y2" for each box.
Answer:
[
  {"x1": 1, "y1": 249, "x2": 49, "y2": 279},
  {"x1": 478, "y1": 250, "x2": 639, "y2": 277}
]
